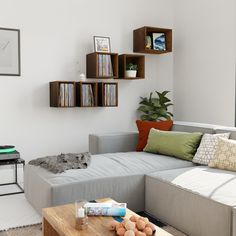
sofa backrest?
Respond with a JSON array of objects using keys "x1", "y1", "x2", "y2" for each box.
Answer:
[
  {"x1": 215, "y1": 126, "x2": 236, "y2": 140},
  {"x1": 89, "y1": 121, "x2": 236, "y2": 155},
  {"x1": 172, "y1": 121, "x2": 216, "y2": 134},
  {"x1": 89, "y1": 132, "x2": 138, "y2": 154}
]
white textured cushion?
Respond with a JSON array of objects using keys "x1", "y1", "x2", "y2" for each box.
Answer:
[
  {"x1": 192, "y1": 133, "x2": 230, "y2": 165},
  {"x1": 209, "y1": 138, "x2": 236, "y2": 172}
]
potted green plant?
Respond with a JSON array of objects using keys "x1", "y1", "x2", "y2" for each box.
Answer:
[
  {"x1": 126, "y1": 63, "x2": 138, "y2": 78},
  {"x1": 137, "y1": 91, "x2": 173, "y2": 121},
  {"x1": 136, "y1": 91, "x2": 173, "y2": 151}
]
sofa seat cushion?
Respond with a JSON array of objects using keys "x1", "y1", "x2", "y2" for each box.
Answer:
[
  {"x1": 145, "y1": 166, "x2": 235, "y2": 236},
  {"x1": 25, "y1": 152, "x2": 194, "y2": 214},
  {"x1": 147, "y1": 166, "x2": 236, "y2": 206}
]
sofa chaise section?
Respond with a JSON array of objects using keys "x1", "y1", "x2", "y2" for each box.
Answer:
[
  {"x1": 24, "y1": 151, "x2": 194, "y2": 214},
  {"x1": 145, "y1": 166, "x2": 236, "y2": 236},
  {"x1": 25, "y1": 121, "x2": 216, "y2": 215}
]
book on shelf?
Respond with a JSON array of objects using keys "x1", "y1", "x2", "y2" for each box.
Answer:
[
  {"x1": 59, "y1": 83, "x2": 65, "y2": 107},
  {"x1": 84, "y1": 202, "x2": 126, "y2": 217},
  {"x1": 59, "y1": 83, "x2": 75, "y2": 107},
  {"x1": 64, "y1": 84, "x2": 69, "y2": 106},
  {"x1": 0, "y1": 151, "x2": 20, "y2": 160},
  {"x1": 68, "y1": 84, "x2": 75, "y2": 106},
  {"x1": 98, "y1": 54, "x2": 113, "y2": 77},
  {"x1": 104, "y1": 84, "x2": 117, "y2": 106},
  {"x1": 82, "y1": 84, "x2": 95, "y2": 106}
]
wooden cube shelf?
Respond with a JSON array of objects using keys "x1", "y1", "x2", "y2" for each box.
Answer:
[
  {"x1": 118, "y1": 54, "x2": 145, "y2": 80},
  {"x1": 133, "y1": 26, "x2": 172, "y2": 54},
  {"x1": 50, "y1": 81, "x2": 118, "y2": 108},
  {"x1": 76, "y1": 82, "x2": 98, "y2": 107},
  {"x1": 86, "y1": 52, "x2": 118, "y2": 79},
  {"x1": 50, "y1": 81, "x2": 76, "y2": 107},
  {"x1": 98, "y1": 82, "x2": 118, "y2": 107}
]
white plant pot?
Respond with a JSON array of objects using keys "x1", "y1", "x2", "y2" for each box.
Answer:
[{"x1": 125, "y1": 70, "x2": 137, "y2": 78}]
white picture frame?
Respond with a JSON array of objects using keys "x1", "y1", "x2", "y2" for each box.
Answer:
[
  {"x1": 0, "y1": 28, "x2": 21, "y2": 76},
  {"x1": 93, "y1": 36, "x2": 111, "y2": 53}
]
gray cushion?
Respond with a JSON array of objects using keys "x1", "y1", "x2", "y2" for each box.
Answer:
[
  {"x1": 25, "y1": 152, "x2": 194, "y2": 214},
  {"x1": 145, "y1": 166, "x2": 235, "y2": 236},
  {"x1": 172, "y1": 121, "x2": 216, "y2": 134}
]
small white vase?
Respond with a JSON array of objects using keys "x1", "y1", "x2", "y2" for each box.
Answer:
[
  {"x1": 125, "y1": 70, "x2": 137, "y2": 78},
  {"x1": 79, "y1": 73, "x2": 86, "y2": 81}
]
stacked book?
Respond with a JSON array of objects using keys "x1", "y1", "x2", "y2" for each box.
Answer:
[
  {"x1": 104, "y1": 84, "x2": 117, "y2": 106},
  {"x1": 98, "y1": 54, "x2": 113, "y2": 77},
  {"x1": 0, "y1": 145, "x2": 20, "y2": 160},
  {"x1": 81, "y1": 84, "x2": 95, "y2": 106},
  {"x1": 59, "y1": 83, "x2": 75, "y2": 107},
  {"x1": 84, "y1": 202, "x2": 126, "y2": 217}
]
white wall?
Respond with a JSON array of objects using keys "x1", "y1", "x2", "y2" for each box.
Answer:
[
  {"x1": 0, "y1": 0, "x2": 174, "y2": 162},
  {"x1": 173, "y1": 0, "x2": 236, "y2": 126}
]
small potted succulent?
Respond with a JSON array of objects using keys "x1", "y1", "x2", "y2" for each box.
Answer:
[{"x1": 126, "y1": 63, "x2": 138, "y2": 78}]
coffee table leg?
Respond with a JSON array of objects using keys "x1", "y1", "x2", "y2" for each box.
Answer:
[{"x1": 43, "y1": 218, "x2": 59, "y2": 236}]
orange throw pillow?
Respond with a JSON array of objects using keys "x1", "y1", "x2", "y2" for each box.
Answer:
[{"x1": 136, "y1": 120, "x2": 173, "y2": 151}]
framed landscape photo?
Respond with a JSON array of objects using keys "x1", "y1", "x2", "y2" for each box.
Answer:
[
  {"x1": 0, "y1": 28, "x2": 21, "y2": 76},
  {"x1": 94, "y1": 36, "x2": 111, "y2": 53},
  {"x1": 152, "y1": 33, "x2": 166, "y2": 51}
]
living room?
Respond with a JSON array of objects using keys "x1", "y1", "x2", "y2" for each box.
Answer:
[{"x1": 0, "y1": 0, "x2": 236, "y2": 235}]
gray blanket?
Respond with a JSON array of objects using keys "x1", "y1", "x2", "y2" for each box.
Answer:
[{"x1": 29, "y1": 152, "x2": 91, "y2": 173}]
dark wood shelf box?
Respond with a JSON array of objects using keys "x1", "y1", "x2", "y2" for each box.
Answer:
[
  {"x1": 98, "y1": 82, "x2": 118, "y2": 107},
  {"x1": 86, "y1": 52, "x2": 119, "y2": 79},
  {"x1": 50, "y1": 81, "x2": 76, "y2": 107},
  {"x1": 118, "y1": 54, "x2": 145, "y2": 80},
  {"x1": 133, "y1": 26, "x2": 172, "y2": 54},
  {"x1": 76, "y1": 82, "x2": 98, "y2": 107}
]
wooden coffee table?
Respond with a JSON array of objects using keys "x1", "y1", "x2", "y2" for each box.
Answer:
[{"x1": 42, "y1": 198, "x2": 173, "y2": 236}]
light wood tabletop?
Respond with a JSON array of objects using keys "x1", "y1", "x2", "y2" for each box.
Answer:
[{"x1": 42, "y1": 198, "x2": 173, "y2": 236}]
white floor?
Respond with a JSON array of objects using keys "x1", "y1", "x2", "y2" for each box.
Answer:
[
  {"x1": 0, "y1": 168, "x2": 41, "y2": 231},
  {"x1": 0, "y1": 193, "x2": 41, "y2": 231}
]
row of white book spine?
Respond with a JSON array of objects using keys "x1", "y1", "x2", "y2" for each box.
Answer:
[
  {"x1": 59, "y1": 83, "x2": 75, "y2": 107},
  {"x1": 98, "y1": 54, "x2": 113, "y2": 77},
  {"x1": 104, "y1": 84, "x2": 117, "y2": 106},
  {"x1": 82, "y1": 84, "x2": 94, "y2": 106}
]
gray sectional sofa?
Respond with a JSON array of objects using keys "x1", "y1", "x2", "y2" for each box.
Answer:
[{"x1": 24, "y1": 121, "x2": 236, "y2": 236}]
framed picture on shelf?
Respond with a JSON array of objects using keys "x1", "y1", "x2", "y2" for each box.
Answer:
[
  {"x1": 94, "y1": 36, "x2": 111, "y2": 53},
  {"x1": 152, "y1": 33, "x2": 166, "y2": 51},
  {"x1": 0, "y1": 27, "x2": 21, "y2": 76}
]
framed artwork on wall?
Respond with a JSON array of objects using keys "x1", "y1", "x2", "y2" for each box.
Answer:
[
  {"x1": 93, "y1": 36, "x2": 111, "y2": 53},
  {"x1": 152, "y1": 33, "x2": 166, "y2": 51},
  {"x1": 0, "y1": 28, "x2": 21, "y2": 76}
]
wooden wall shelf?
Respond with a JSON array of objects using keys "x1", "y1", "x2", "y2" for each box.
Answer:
[
  {"x1": 133, "y1": 26, "x2": 172, "y2": 54},
  {"x1": 86, "y1": 52, "x2": 118, "y2": 79},
  {"x1": 76, "y1": 82, "x2": 98, "y2": 107},
  {"x1": 50, "y1": 81, "x2": 76, "y2": 107},
  {"x1": 118, "y1": 54, "x2": 145, "y2": 80},
  {"x1": 49, "y1": 81, "x2": 118, "y2": 108},
  {"x1": 98, "y1": 82, "x2": 118, "y2": 107}
]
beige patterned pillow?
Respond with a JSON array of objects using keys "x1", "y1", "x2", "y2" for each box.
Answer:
[
  {"x1": 192, "y1": 133, "x2": 230, "y2": 165},
  {"x1": 209, "y1": 138, "x2": 236, "y2": 171}
]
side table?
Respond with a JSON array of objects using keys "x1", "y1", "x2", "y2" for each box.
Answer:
[{"x1": 0, "y1": 158, "x2": 25, "y2": 196}]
